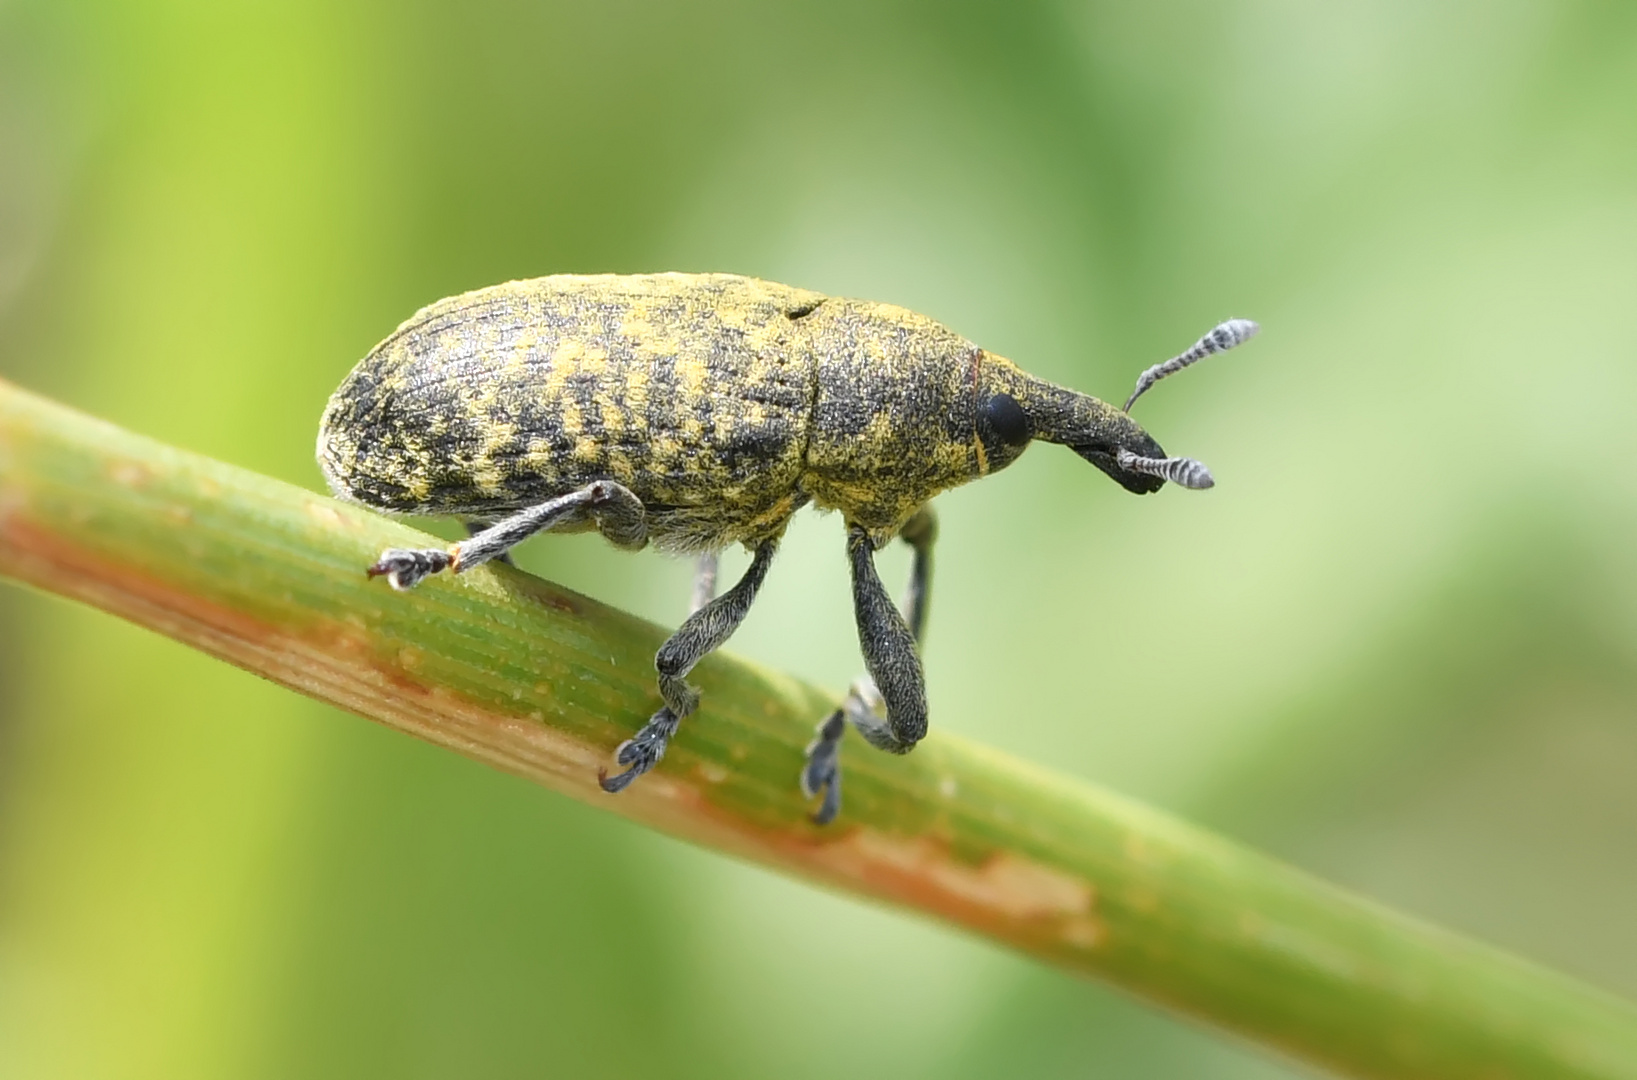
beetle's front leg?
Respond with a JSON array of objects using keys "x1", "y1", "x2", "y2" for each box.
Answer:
[
  {"x1": 599, "y1": 539, "x2": 778, "y2": 793},
  {"x1": 803, "y1": 508, "x2": 935, "y2": 824},
  {"x1": 461, "y1": 518, "x2": 511, "y2": 566}
]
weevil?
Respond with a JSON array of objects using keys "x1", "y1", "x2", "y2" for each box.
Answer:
[{"x1": 316, "y1": 273, "x2": 1256, "y2": 823}]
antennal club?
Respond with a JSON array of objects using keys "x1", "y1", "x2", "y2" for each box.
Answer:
[
  {"x1": 1116, "y1": 449, "x2": 1214, "y2": 490},
  {"x1": 1124, "y1": 318, "x2": 1259, "y2": 413}
]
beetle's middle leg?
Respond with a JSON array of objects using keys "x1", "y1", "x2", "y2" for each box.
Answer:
[
  {"x1": 802, "y1": 506, "x2": 936, "y2": 825},
  {"x1": 690, "y1": 551, "x2": 720, "y2": 614},
  {"x1": 366, "y1": 480, "x2": 647, "y2": 589},
  {"x1": 599, "y1": 538, "x2": 779, "y2": 794}
]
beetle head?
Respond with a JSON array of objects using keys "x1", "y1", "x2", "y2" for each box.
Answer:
[
  {"x1": 975, "y1": 359, "x2": 1171, "y2": 491},
  {"x1": 975, "y1": 319, "x2": 1254, "y2": 494}
]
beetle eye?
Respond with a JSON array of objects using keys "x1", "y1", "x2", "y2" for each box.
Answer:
[{"x1": 982, "y1": 393, "x2": 1030, "y2": 448}]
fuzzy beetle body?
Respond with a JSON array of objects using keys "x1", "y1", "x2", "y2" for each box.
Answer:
[
  {"x1": 318, "y1": 272, "x2": 1249, "y2": 822},
  {"x1": 319, "y1": 274, "x2": 1165, "y2": 552}
]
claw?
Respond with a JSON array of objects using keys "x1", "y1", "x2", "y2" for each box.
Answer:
[
  {"x1": 801, "y1": 709, "x2": 847, "y2": 824},
  {"x1": 366, "y1": 547, "x2": 452, "y2": 590},
  {"x1": 599, "y1": 708, "x2": 679, "y2": 794},
  {"x1": 798, "y1": 756, "x2": 825, "y2": 799},
  {"x1": 597, "y1": 764, "x2": 644, "y2": 794},
  {"x1": 810, "y1": 776, "x2": 841, "y2": 826},
  {"x1": 800, "y1": 709, "x2": 843, "y2": 797}
]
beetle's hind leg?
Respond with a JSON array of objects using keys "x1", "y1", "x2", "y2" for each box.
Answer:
[
  {"x1": 599, "y1": 539, "x2": 779, "y2": 794},
  {"x1": 802, "y1": 506, "x2": 936, "y2": 825},
  {"x1": 366, "y1": 480, "x2": 647, "y2": 589}
]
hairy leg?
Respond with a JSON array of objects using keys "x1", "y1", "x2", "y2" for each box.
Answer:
[
  {"x1": 599, "y1": 538, "x2": 779, "y2": 794},
  {"x1": 463, "y1": 519, "x2": 510, "y2": 566},
  {"x1": 802, "y1": 506, "x2": 936, "y2": 824},
  {"x1": 365, "y1": 480, "x2": 647, "y2": 589}
]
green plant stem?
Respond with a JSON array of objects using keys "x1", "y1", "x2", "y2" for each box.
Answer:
[{"x1": 2, "y1": 377, "x2": 1634, "y2": 1079}]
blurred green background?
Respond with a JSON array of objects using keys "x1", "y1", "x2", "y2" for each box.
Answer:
[{"x1": 2, "y1": 1, "x2": 1635, "y2": 1077}]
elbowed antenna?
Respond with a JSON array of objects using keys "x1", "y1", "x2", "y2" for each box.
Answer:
[
  {"x1": 1108, "y1": 317, "x2": 1259, "y2": 490},
  {"x1": 1123, "y1": 318, "x2": 1259, "y2": 413}
]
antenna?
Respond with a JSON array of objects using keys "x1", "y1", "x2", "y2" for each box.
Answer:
[
  {"x1": 1116, "y1": 449, "x2": 1214, "y2": 490},
  {"x1": 1124, "y1": 318, "x2": 1258, "y2": 413}
]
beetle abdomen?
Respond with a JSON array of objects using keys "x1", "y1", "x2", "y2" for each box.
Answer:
[{"x1": 317, "y1": 273, "x2": 822, "y2": 551}]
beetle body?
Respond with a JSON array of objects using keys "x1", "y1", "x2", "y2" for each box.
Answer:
[
  {"x1": 319, "y1": 272, "x2": 1241, "y2": 820},
  {"x1": 318, "y1": 273, "x2": 1164, "y2": 554}
]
